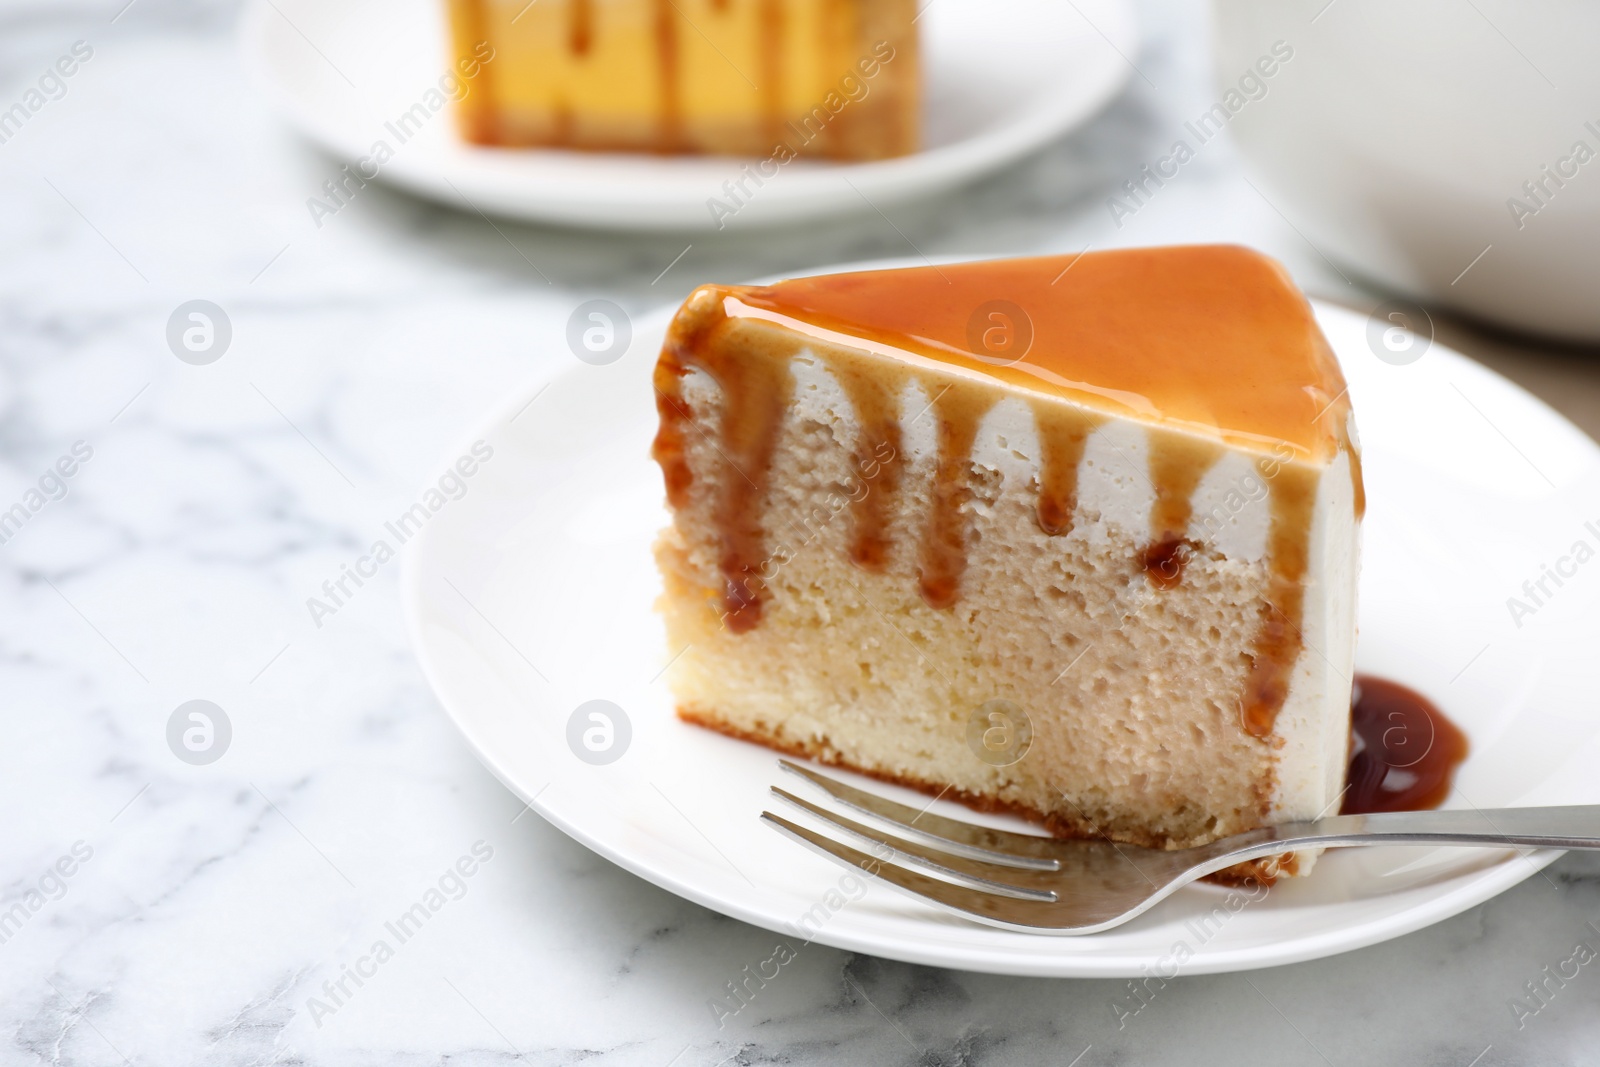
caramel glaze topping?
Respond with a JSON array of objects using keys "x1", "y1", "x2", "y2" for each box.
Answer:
[{"x1": 652, "y1": 248, "x2": 1364, "y2": 736}]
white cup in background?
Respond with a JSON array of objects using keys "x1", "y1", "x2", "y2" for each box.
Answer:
[{"x1": 1213, "y1": 0, "x2": 1600, "y2": 342}]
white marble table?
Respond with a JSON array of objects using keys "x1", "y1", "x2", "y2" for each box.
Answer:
[{"x1": 3, "y1": 0, "x2": 1598, "y2": 1063}]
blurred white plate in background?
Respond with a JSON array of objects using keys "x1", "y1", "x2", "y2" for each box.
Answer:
[
  {"x1": 402, "y1": 259, "x2": 1600, "y2": 977},
  {"x1": 241, "y1": 0, "x2": 1137, "y2": 230}
]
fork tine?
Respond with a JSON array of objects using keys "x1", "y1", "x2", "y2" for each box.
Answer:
[
  {"x1": 778, "y1": 759, "x2": 1061, "y2": 870},
  {"x1": 760, "y1": 811, "x2": 1067, "y2": 929},
  {"x1": 770, "y1": 786, "x2": 1056, "y2": 901}
]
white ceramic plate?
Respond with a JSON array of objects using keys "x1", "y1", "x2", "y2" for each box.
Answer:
[
  {"x1": 241, "y1": 0, "x2": 1137, "y2": 231},
  {"x1": 401, "y1": 261, "x2": 1600, "y2": 977}
]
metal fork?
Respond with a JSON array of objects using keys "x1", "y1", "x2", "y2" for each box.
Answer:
[{"x1": 760, "y1": 759, "x2": 1600, "y2": 935}]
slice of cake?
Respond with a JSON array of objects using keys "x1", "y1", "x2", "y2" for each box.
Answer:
[
  {"x1": 444, "y1": 0, "x2": 919, "y2": 159},
  {"x1": 651, "y1": 246, "x2": 1362, "y2": 879}
]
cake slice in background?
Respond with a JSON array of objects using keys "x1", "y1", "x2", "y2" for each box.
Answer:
[
  {"x1": 444, "y1": 0, "x2": 919, "y2": 159},
  {"x1": 651, "y1": 247, "x2": 1362, "y2": 880}
]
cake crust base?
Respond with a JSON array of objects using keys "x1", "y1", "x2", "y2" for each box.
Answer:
[{"x1": 680, "y1": 706, "x2": 1296, "y2": 886}]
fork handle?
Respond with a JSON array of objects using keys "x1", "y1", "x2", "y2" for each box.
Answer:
[{"x1": 1254, "y1": 805, "x2": 1600, "y2": 853}]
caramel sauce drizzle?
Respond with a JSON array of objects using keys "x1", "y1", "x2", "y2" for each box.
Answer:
[
  {"x1": 1348, "y1": 447, "x2": 1366, "y2": 520},
  {"x1": 654, "y1": 0, "x2": 683, "y2": 152},
  {"x1": 569, "y1": 0, "x2": 593, "y2": 55},
  {"x1": 1239, "y1": 462, "x2": 1317, "y2": 737},
  {"x1": 1316, "y1": 344, "x2": 1365, "y2": 521},
  {"x1": 918, "y1": 382, "x2": 998, "y2": 609},
  {"x1": 1034, "y1": 403, "x2": 1101, "y2": 536},
  {"x1": 1344, "y1": 674, "x2": 1469, "y2": 813},
  {"x1": 758, "y1": 0, "x2": 785, "y2": 150},
  {"x1": 453, "y1": 0, "x2": 501, "y2": 144},
  {"x1": 653, "y1": 294, "x2": 793, "y2": 632},
  {"x1": 1141, "y1": 431, "x2": 1223, "y2": 590},
  {"x1": 829, "y1": 360, "x2": 904, "y2": 571},
  {"x1": 815, "y1": 0, "x2": 856, "y2": 155}
]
